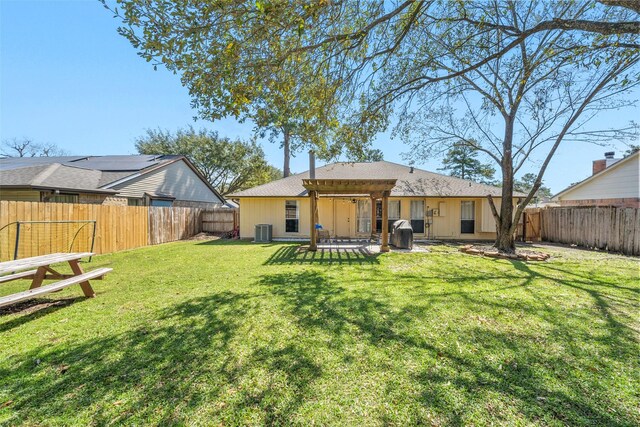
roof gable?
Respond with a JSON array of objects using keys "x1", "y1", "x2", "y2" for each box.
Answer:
[
  {"x1": 554, "y1": 151, "x2": 639, "y2": 199},
  {"x1": 0, "y1": 155, "x2": 224, "y2": 201}
]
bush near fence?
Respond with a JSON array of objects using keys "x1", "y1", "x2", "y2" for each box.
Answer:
[
  {"x1": 0, "y1": 201, "x2": 237, "y2": 261},
  {"x1": 531, "y1": 206, "x2": 639, "y2": 256}
]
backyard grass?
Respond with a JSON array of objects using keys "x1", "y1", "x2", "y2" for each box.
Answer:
[{"x1": 0, "y1": 241, "x2": 638, "y2": 426}]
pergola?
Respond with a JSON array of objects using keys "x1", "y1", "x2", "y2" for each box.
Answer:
[{"x1": 302, "y1": 179, "x2": 398, "y2": 252}]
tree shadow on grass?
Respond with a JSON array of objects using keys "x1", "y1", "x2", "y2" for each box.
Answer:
[
  {"x1": 0, "y1": 291, "x2": 321, "y2": 425},
  {"x1": 264, "y1": 245, "x2": 380, "y2": 265},
  {"x1": 259, "y1": 270, "x2": 639, "y2": 426},
  {"x1": 195, "y1": 239, "x2": 281, "y2": 248},
  {"x1": 0, "y1": 297, "x2": 85, "y2": 333}
]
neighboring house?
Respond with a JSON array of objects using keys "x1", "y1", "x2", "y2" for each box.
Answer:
[
  {"x1": 0, "y1": 155, "x2": 224, "y2": 208},
  {"x1": 229, "y1": 160, "x2": 524, "y2": 240},
  {"x1": 554, "y1": 151, "x2": 639, "y2": 208}
]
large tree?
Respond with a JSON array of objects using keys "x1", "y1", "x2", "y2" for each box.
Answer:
[
  {"x1": 102, "y1": 1, "x2": 343, "y2": 177},
  {"x1": 106, "y1": 0, "x2": 640, "y2": 252},
  {"x1": 371, "y1": 1, "x2": 639, "y2": 251},
  {"x1": 135, "y1": 127, "x2": 281, "y2": 196},
  {"x1": 438, "y1": 143, "x2": 496, "y2": 184}
]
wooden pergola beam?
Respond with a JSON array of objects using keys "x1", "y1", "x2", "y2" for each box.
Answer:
[
  {"x1": 303, "y1": 179, "x2": 397, "y2": 252},
  {"x1": 302, "y1": 179, "x2": 397, "y2": 195}
]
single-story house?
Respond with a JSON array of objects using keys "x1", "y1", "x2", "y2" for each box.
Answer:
[
  {"x1": 553, "y1": 151, "x2": 639, "y2": 208},
  {"x1": 0, "y1": 155, "x2": 225, "y2": 208},
  {"x1": 229, "y1": 160, "x2": 522, "y2": 241}
]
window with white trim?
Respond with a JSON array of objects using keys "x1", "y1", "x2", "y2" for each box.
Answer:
[
  {"x1": 285, "y1": 200, "x2": 299, "y2": 232},
  {"x1": 461, "y1": 201, "x2": 475, "y2": 234}
]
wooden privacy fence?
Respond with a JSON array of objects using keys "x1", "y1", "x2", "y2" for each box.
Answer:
[
  {"x1": 0, "y1": 201, "x2": 238, "y2": 261},
  {"x1": 524, "y1": 206, "x2": 640, "y2": 256},
  {"x1": 201, "y1": 208, "x2": 238, "y2": 233},
  {"x1": 148, "y1": 206, "x2": 203, "y2": 245}
]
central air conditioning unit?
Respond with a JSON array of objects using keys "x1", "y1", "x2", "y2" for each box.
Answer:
[{"x1": 255, "y1": 224, "x2": 272, "y2": 243}]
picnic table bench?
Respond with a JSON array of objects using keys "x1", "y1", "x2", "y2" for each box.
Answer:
[{"x1": 0, "y1": 253, "x2": 112, "y2": 309}]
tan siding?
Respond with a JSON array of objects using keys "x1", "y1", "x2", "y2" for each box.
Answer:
[
  {"x1": 239, "y1": 196, "x2": 504, "y2": 240},
  {"x1": 430, "y1": 197, "x2": 512, "y2": 240},
  {"x1": 112, "y1": 160, "x2": 222, "y2": 204},
  {"x1": 481, "y1": 198, "x2": 501, "y2": 232},
  {"x1": 239, "y1": 197, "x2": 310, "y2": 239},
  {"x1": 0, "y1": 189, "x2": 40, "y2": 202},
  {"x1": 318, "y1": 198, "x2": 335, "y2": 234}
]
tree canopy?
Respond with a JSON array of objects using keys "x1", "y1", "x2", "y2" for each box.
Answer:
[
  {"x1": 515, "y1": 173, "x2": 553, "y2": 204},
  {"x1": 105, "y1": 0, "x2": 640, "y2": 252},
  {"x1": 438, "y1": 143, "x2": 496, "y2": 184},
  {"x1": 135, "y1": 127, "x2": 281, "y2": 196}
]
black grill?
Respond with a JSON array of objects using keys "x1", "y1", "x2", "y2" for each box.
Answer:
[{"x1": 390, "y1": 219, "x2": 413, "y2": 249}]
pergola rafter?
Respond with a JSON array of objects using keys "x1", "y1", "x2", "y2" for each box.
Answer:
[{"x1": 302, "y1": 179, "x2": 397, "y2": 252}]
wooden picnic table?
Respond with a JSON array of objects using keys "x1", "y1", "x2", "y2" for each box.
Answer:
[{"x1": 0, "y1": 253, "x2": 112, "y2": 308}]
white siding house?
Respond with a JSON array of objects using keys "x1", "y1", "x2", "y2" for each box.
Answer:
[
  {"x1": 554, "y1": 151, "x2": 639, "y2": 208},
  {"x1": 109, "y1": 159, "x2": 223, "y2": 206},
  {"x1": 0, "y1": 155, "x2": 225, "y2": 207}
]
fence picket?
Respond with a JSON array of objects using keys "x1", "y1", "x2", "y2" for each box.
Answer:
[
  {"x1": 526, "y1": 206, "x2": 639, "y2": 256},
  {"x1": 0, "y1": 201, "x2": 237, "y2": 260}
]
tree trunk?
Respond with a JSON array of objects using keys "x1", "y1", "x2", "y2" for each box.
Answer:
[
  {"x1": 495, "y1": 119, "x2": 516, "y2": 253},
  {"x1": 283, "y1": 129, "x2": 291, "y2": 177}
]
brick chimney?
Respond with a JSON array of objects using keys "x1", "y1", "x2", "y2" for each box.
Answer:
[
  {"x1": 592, "y1": 152, "x2": 616, "y2": 175},
  {"x1": 592, "y1": 159, "x2": 606, "y2": 175}
]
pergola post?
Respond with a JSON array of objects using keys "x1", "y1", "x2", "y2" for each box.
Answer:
[
  {"x1": 370, "y1": 195, "x2": 377, "y2": 241},
  {"x1": 381, "y1": 190, "x2": 390, "y2": 252},
  {"x1": 309, "y1": 190, "x2": 318, "y2": 251},
  {"x1": 301, "y1": 179, "x2": 397, "y2": 253}
]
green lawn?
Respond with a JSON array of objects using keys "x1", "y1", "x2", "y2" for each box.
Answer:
[{"x1": 0, "y1": 241, "x2": 638, "y2": 426}]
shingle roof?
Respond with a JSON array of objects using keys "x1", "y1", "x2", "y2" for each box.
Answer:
[
  {"x1": 0, "y1": 154, "x2": 225, "y2": 202},
  {"x1": 230, "y1": 161, "x2": 522, "y2": 198},
  {"x1": 0, "y1": 156, "x2": 87, "y2": 171},
  {"x1": 0, "y1": 163, "x2": 117, "y2": 194},
  {"x1": 0, "y1": 155, "x2": 182, "y2": 194},
  {"x1": 0, "y1": 154, "x2": 179, "y2": 173}
]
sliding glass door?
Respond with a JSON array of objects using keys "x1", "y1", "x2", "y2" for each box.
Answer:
[
  {"x1": 375, "y1": 200, "x2": 401, "y2": 232},
  {"x1": 410, "y1": 200, "x2": 425, "y2": 233},
  {"x1": 356, "y1": 199, "x2": 371, "y2": 233}
]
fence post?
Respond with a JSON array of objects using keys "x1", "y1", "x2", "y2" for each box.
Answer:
[
  {"x1": 13, "y1": 222, "x2": 21, "y2": 260},
  {"x1": 89, "y1": 221, "x2": 97, "y2": 262}
]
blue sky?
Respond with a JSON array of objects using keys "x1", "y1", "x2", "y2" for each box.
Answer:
[{"x1": 1, "y1": 0, "x2": 638, "y2": 193}]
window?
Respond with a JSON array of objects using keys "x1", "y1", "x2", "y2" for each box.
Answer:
[
  {"x1": 285, "y1": 200, "x2": 299, "y2": 233},
  {"x1": 356, "y1": 199, "x2": 371, "y2": 233},
  {"x1": 410, "y1": 200, "x2": 425, "y2": 233},
  {"x1": 41, "y1": 192, "x2": 79, "y2": 203},
  {"x1": 150, "y1": 198, "x2": 173, "y2": 207},
  {"x1": 461, "y1": 201, "x2": 475, "y2": 234},
  {"x1": 376, "y1": 200, "x2": 401, "y2": 232},
  {"x1": 128, "y1": 198, "x2": 144, "y2": 206}
]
